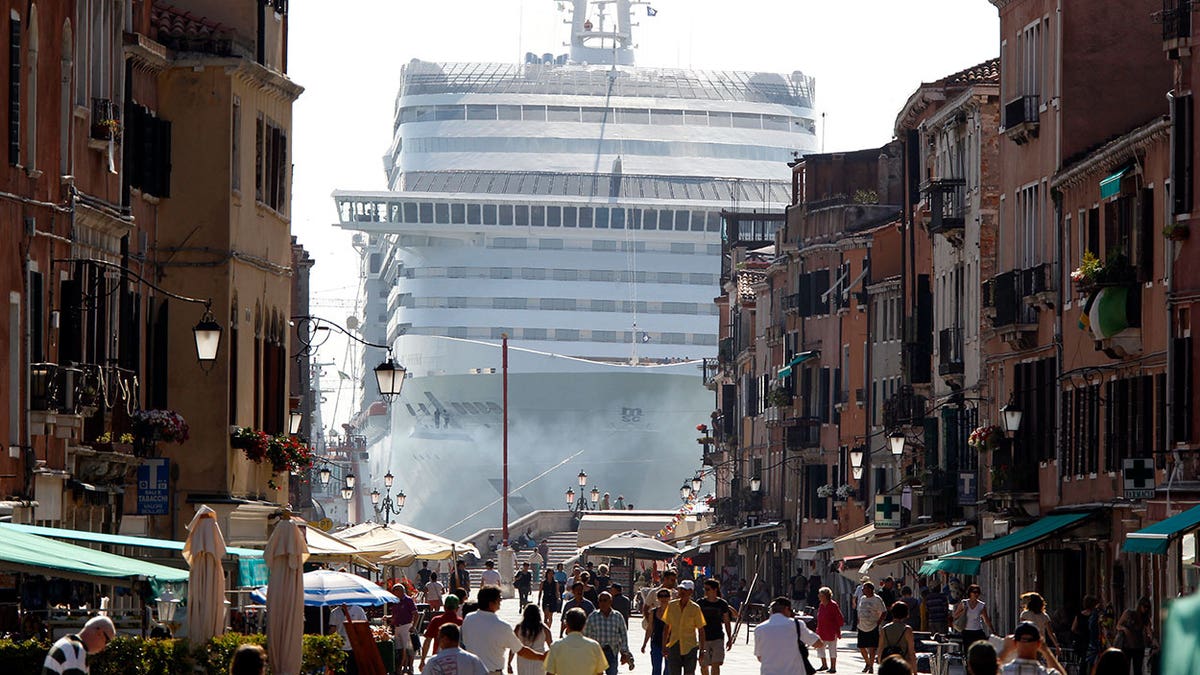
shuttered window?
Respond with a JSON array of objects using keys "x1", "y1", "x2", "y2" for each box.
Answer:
[{"x1": 8, "y1": 16, "x2": 18, "y2": 166}]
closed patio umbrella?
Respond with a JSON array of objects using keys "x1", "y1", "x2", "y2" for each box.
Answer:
[
  {"x1": 265, "y1": 519, "x2": 309, "y2": 675},
  {"x1": 182, "y1": 505, "x2": 227, "y2": 643}
]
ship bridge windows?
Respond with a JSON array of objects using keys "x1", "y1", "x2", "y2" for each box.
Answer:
[
  {"x1": 674, "y1": 211, "x2": 691, "y2": 231},
  {"x1": 514, "y1": 204, "x2": 529, "y2": 226},
  {"x1": 419, "y1": 202, "x2": 435, "y2": 223},
  {"x1": 451, "y1": 203, "x2": 466, "y2": 224},
  {"x1": 466, "y1": 104, "x2": 498, "y2": 120},
  {"x1": 555, "y1": 329, "x2": 580, "y2": 341},
  {"x1": 498, "y1": 204, "x2": 514, "y2": 225},
  {"x1": 467, "y1": 204, "x2": 482, "y2": 225},
  {"x1": 540, "y1": 239, "x2": 564, "y2": 250},
  {"x1": 490, "y1": 267, "x2": 513, "y2": 279},
  {"x1": 611, "y1": 209, "x2": 626, "y2": 229},
  {"x1": 546, "y1": 206, "x2": 561, "y2": 227},
  {"x1": 435, "y1": 203, "x2": 450, "y2": 223},
  {"x1": 595, "y1": 207, "x2": 610, "y2": 228},
  {"x1": 482, "y1": 204, "x2": 498, "y2": 225},
  {"x1": 520, "y1": 268, "x2": 546, "y2": 280},
  {"x1": 395, "y1": 103, "x2": 817, "y2": 136},
  {"x1": 579, "y1": 208, "x2": 593, "y2": 228},
  {"x1": 531, "y1": 205, "x2": 546, "y2": 227}
]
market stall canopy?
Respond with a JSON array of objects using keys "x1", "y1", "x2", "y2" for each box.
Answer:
[
  {"x1": 795, "y1": 542, "x2": 834, "y2": 561},
  {"x1": 586, "y1": 530, "x2": 681, "y2": 559},
  {"x1": 671, "y1": 522, "x2": 787, "y2": 555},
  {"x1": 301, "y1": 522, "x2": 374, "y2": 567},
  {"x1": 0, "y1": 525, "x2": 188, "y2": 586},
  {"x1": 251, "y1": 569, "x2": 400, "y2": 607},
  {"x1": 1122, "y1": 503, "x2": 1200, "y2": 555},
  {"x1": 920, "y1": 512, "x2": 1093, "y2": 576},
  {"x1": 336, "y1": 522, "x2": 477, "y2": 565},
  {"x1": 577, "y1": 511, "x2": 708, "y2": 548},
  {"x1": 0, "y1": 521, "x2": 268, "y2": 586}
]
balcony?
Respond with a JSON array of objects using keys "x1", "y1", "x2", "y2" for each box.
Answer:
[
  {"x1": 1021, "y1": 263, "x2": 1056, "y2": 309},
  {"x1": 1002, "y1": 95, "x2": 1040, "y2": 145},
  {"x1": 925, "y1": 178, "x2": 967, "y2": 243},
  {"x1": 938, "y1": 327, "x2": 965, "y2": 381},
  {"x1": 983, "y1": 270, "x2": 1039, "y2": 350},
  {"x1": 1161, "y1": 0, "x2": 1194, "y2": 50},
  {"x1": 702, "y1": 358, "x2": 721, "y2": 390},
  {"x1": 718, "y1": 337, "x2": 734, "y2": 365},
  {"x1": 883, "y1": 386, "x2": 926, "y2": 429},
  {"x1": 90, "y1": 98, "x2": 121, "y2": 143},
  {"x1": 785, "y1": 421, "x2": 821, "y2": 452}
]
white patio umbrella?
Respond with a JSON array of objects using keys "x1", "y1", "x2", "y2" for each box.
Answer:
[
  {"x1": 182, "y1": 505, "x2": 227, "y2": 643},
  {"x1": 265, "y1": 519, "x2": 309, "y2": 675}
]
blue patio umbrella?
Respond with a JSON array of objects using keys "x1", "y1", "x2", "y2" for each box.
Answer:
[{"x1": 251, "y1": 569, "x2": 399, "y2": 607}]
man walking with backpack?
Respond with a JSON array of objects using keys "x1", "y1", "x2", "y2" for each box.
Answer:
[{"x1": 753, "y1": 597, "x2": 824, "y2": 675}]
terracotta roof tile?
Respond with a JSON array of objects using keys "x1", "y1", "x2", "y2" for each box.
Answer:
[
  {"x1": 942, "y1": 57, "x2": 1000, "y2": 87},
  {"x1": 151, "y1": 1, "x2": 233, "y2": 53}
]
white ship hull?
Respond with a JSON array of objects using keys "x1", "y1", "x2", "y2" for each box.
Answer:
[{"x1": 368, "y1": 337, "x2": 710, "y2": 537}]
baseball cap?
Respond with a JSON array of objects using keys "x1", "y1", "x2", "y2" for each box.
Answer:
[
  {"x1": 678, "y1": 580, "x2": 695, "y2": 591},
  {"x1": 444, "y1": 594, "x2": 461, "y2": 609},
  {"x1": 1013, "y1": 621, "x2": 1041, "y2": 642}
]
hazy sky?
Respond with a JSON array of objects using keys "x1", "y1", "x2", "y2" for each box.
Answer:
[{"x1": 286, "y1": 0, "x2": 999, "y2": 430}]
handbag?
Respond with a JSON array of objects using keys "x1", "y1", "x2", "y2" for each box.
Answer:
[
  {"x1": 953, "y1": 601, "x2": 968, "y2": 632},
  {"x1": 795, "y1": 618, "x2": 817, "y2": 675}
]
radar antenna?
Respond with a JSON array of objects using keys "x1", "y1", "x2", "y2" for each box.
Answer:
[{"x1": 558, "y1": 0, "x2": 654, "y2": 66}]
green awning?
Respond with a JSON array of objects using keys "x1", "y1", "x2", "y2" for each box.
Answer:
[
  {"x1": 0, "y1": 522, "x2": 267, "y2": 586},
  {"x1": 1122, "y1": 504, "x2": 1200, "y2": 555},
  {"x1": 0, "y1": 526, "x2": 188, "y2": 585},
  {"x1": 0, "y1": 522, "x2": 263, "y2": 556},
  {"x1": 778, "y1": 350, "x2": 818, "y2": 379},
  {"x1": 919, "y1": 512, "x2": 1092, "y2": 576},
  {"x1": 1099, "y1": 166, "x2": 1130, "y2": 200}
]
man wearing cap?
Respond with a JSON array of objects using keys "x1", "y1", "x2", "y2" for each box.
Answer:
[
  {"x1": 663, "y1": 579, "x2": 706, "y2": 675},
  {"x1": 392, "y1": 584, "x2": 420, "y2": 674},
  {"x1": 419, "y1": 594, "x2": 465, "y2": 670},
  {"x1": 998, "y1": 622, "x2": 1066, "y2": 675},
  {"x1": 43, "y1": 615, "x2": 115, "y2": 675}
]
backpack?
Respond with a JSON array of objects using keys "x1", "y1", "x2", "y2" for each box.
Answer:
[{"x1": 880, "y1": 623, "x2": 909, "y2": 659}]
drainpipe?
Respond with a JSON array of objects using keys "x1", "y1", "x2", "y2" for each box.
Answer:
[{"x1": 1051, "y1": 187, "x2": 1065, "y2": 504}]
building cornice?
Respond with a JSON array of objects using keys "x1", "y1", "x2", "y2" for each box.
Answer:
[
  {"x1": 124, "y1": 33, "x2": 169, "y2": 73},
  {"x1": 168, "y1": 56, "x2": 305, "y2": 102},
  {"x1": 1050, "y1": 117, "x2": 1171, "y2": 190}
]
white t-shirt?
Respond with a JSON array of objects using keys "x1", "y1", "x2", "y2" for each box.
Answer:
[
  {"x1": 754, "y1": 613, "x2": 820, "y2": 675},
  {"x1": 421, "y1": 646, "x2": 490, "y2": 675},
  {"x1": 330, "y1": 605, "x2": 368, "y2": 651},
  {"x1": 425, "y1": 580, "x2": 445, "y2": 603},
  {"x1": 481, "y1": 568, "x2": 503, "y2": 587},
  {"x1": 857, "y1": 595, "x2": 887, "y2": 631},
  {"x1": 461, "y1": 609, "x2": 526, "y2": 671}
]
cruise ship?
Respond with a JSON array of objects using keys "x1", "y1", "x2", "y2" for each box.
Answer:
[{"x1": 333, "y1": 0, "x2": 817, "y2": 537}]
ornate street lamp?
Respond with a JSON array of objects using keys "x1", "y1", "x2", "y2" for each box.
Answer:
[
  {"x1": 345, "y1": 473, "x2": 356, "y2": 489},
  {"x1": 565, "y1": 487, "x2": 575, "y2": 505},
  {"x1": 889, "y1": 430, "x2": 906, "y2": 457},
  {"x1": 691, "y1": 475, "x2": 703, "y2": 494},
  {"x1": 319, "y1": 467, "x2": 331, "y2": 485},
  {"x1": 849, "y1": 446, "x2": 865, "y2": 469},
  {"x1": 577, "y1": 470, "x2": 588, "y2": 487},
  {"x1": 340, "y1": 486, "x2": 353, "y2": 501},
  {"x1": 384, "y1": 471, "x2": 395, "y2": 489},
  {"x1": 589, "y1": 486, "x2": 600, "y2": 506},
  {"x1": 1001, "y1": 402, "x2": 1023, "y2": 438},
  {"x1": 288, "y1": 409, "x2": 303, "y2": 435},
  {"x1": 374, "y1": 357, "x2": 405, "y2": 400},
  {"x1": 680, "y1": 483, "x2": 692, "y2": 501},
  {"x1": 750, "y1": 476, "x2": 762, "y2": 493},
  {"x1": 193, "y1": 308, "x2": 223, "y2": 363},
  {"x1": 370, "y1": 489, "x2": 381, "y2": 505}
]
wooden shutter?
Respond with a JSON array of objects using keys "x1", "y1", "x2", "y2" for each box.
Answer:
[{"x1": 8, "y1": 17, "x2": 18, "y2": 165}]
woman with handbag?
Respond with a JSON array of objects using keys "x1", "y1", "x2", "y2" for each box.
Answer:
[
  {"x1": 1117, "y1": 597, "x2": 1153, "y2": 675},
  {"x1": 952, "y1": 584, "x2": 994, "y2": 649},
  {"x1": 878, "y1": 602, "x2": 917, "y2": 673}
]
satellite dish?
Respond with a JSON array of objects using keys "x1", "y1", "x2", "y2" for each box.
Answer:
[{"x1": 346, "y1": 316, "x2": 360, "y2": 331}]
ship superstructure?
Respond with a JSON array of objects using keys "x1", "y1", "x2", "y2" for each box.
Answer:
[{"x1": 332, "y1": 0, "x2": 817, "y2": 535}]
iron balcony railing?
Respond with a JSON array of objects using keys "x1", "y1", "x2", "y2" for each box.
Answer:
[
  {"x1": 1021, "y1": 263, "x2": 1055, "y2": 298},
  {"x1": 1003, "y1": 95, "x2": 1040, "y2": 130},
  {"x1": 985, "y1": 270, "x2": 1038, "y2": 327},
  {"x1": 1163, "y1": 0, "x2": 1193, "y2": 41},
  {"x1": 925, "y1": 178, "x2": 967, "y2": 235}
]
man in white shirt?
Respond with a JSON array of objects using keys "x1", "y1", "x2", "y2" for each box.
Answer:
[
  {"x1": 461, "y1": 586, "x2": 545, "y2": 672},
  {"x1": 753, "y1": 597, "x2": 824, "y2": 675},
  {"x1": 330, "y1": 603, "x2": 368, "y2": 652},
  {"x1": 480, "y1": 560, "x2": 503, "y2": 587},
  {"x1": 421, "y1": 623, "x2": 489, "y2": 675}
]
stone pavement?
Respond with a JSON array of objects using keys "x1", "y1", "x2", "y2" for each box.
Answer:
[{"x1": 493, "y1": 598, "x2": 871, "y2": 675}]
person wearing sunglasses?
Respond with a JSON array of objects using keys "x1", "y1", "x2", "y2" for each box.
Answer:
[
  {"x1": 996, "y1": 622, "x2": 1066, "y2": 675},
  {"x1": 43, "y1": 614, "x2": 116, "y2": 675}
]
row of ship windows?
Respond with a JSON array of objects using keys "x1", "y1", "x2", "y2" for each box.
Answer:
[
  {"x1": 404, "y1": 297, "x2": 721, "y2": 315},
  {"x1": 406, "y1": 325, "x2": 719, "y2": 345},
  {"x1": 400, "y1": 135, "x2": 799, "y2": 163},
  {"x1": 403, "y1": 267, "x2": 719, "y2": 285},
  {"x1": 396, "y1": 104, "x2": 817, "y2": 134},
  {"x1": 487, "y1": 238, "x2": 722, "y2": 255},
  {"x1": 348, "y1": 200, "x2": 725, "y2": 232}
]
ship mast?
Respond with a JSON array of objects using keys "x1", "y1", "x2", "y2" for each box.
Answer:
[{"x1": 561, "y1": 0, "x2": 650, "y2": 66}]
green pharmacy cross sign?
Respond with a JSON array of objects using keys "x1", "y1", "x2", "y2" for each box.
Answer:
[
  {"x1": 875, "y1": 494, "x2": 902, "y2": 529},
  {"x1": 1123, "y1": 458, "x2": 1156, "y2": 500}
]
